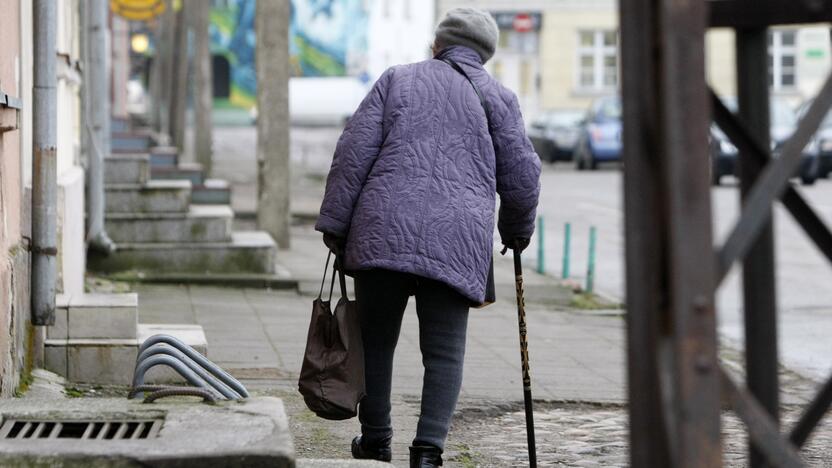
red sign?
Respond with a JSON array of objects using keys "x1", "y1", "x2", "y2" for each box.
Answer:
[{"x1": 513, "y1": 14, "x2": 534, "y2": 33}]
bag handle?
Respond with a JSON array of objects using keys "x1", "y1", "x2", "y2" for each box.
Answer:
[
  {"x1": 334, "y1": 257, "x2": 349, "y2": 300},
  {"x1": 317, "y1": 251, "x2": 338, "y2": 302}
]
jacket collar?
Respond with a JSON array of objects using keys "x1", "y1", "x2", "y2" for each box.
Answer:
[{"x1": 434, "y1": 46, "x2": 484, "y2": 68}]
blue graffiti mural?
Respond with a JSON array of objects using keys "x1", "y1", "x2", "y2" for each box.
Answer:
[{"x1": 210, "y1": 0, "x2": 368, "y2": 107}]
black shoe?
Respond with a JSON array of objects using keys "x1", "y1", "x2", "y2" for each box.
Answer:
[
  {"x1": 409, "y1": 444, "x2": 443, "y2": 468},
  {"x1": 351, "y1": 435, "x2": 392, "y2": 462}
]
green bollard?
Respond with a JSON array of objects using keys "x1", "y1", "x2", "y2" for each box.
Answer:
[
  {"x1": 586, "y1": 226, "x2": 597, "y2": 293},
  {"x1": 537, "y1": 217, "x2": 545, "y2": 274},
  {"x1": 562, "y1": 223, "x2": 571, "y2": 279}
]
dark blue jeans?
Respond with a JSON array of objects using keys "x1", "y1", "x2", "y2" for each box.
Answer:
[{"x1": 354, "y1": 269, "x2": 470, "y2": 450}]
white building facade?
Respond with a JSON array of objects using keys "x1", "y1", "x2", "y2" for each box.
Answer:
[{"x1": 437, "y1": 0, "x2": 832, "y2": 117}]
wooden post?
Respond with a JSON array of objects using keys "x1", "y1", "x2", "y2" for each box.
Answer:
[
  {"x1": 192, "y1": 0, "x2": 213, "y2": 175},
  {"x1": 255, "y1": 0, "x2": 291, "y2": 249},
  {"x1": 620, "y1": 0, "x2": 722, "y2": 465},
  {"x1": 736, "y1": 27, "x2": 780, "y2": 468},
  {"x1": 169, "y1": 2, "x2": 189, "y2": 152}
]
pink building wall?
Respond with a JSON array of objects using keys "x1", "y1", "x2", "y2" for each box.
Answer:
[{"x1": 0, "y1": 0, "x2": 33, "y2": 397}]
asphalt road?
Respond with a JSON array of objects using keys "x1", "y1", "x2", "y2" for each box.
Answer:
[{"x1": 535, "y1": 163, "x2": 832, "y2": 382}]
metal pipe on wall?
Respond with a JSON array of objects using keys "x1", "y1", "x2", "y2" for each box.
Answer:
[
  {"x1": 31, "y1": 0, "x2": 58, "y2": 326},
  {"x1": 84, "y1": 0, "x2": 115, "y2": 254}
]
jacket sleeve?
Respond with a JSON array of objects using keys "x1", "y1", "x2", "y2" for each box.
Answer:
[
  {"x1": 493, "y1": 92, "x2": 541, "y2": 244},
  {"x1": 315, "y1": 68, "x2": 394, "y2": 238}
]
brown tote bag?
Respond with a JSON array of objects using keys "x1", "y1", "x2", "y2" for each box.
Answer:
[{"x1": 298, "y1": 252, "x2": 366, "y2": 420}]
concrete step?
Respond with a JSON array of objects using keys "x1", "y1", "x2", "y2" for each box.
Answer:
[
  {"x1": 112, "y1": 130, "x2": 153, "y2": 153},
  {"x1": 111, "y1": 116, "x2": 131, "y2": 133},
  {"x1": 105, "y1": 153, "x2": 150, "y2": 185},
  {"x1": 149, "y1": 146, "x2": 179, "y2": 166},
  {"x1": 106, "y1": 205, "x2": 233, "y2": 243},
  {"x1": 151, "y1": 162, "x2": 205, "y2": 186},
  {"x1": 49, "y1": 293, "x2": 138, "y2": 340},
  {"x1": 89, "y1": 231, "x2": 277, "y2": 274},
  {"x1": 192, "y1": 178, "x2": 232, "y2": 205},
  {"x1": 105, "y1": 179, "x2": 191, "y2": 214},
  {"x1": 44, "y1": 324, "x2": 207, "y2": 385}
]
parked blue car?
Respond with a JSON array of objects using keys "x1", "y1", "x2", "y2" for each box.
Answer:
[{"x1": 574, "y1": 96, "x2": 622, "y2": 170}]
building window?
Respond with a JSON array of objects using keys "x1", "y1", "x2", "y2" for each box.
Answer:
[
  {"x1": 576, "y1": 30, "x2": 618, "y2": 92},
  {"x1": 769, "y1": 30, "x2": 797, "y2": 91}
]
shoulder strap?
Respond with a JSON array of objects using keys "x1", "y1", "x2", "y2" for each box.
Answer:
[{"x1": 439, "y1": 58, "x2": 494, "y2": 134}]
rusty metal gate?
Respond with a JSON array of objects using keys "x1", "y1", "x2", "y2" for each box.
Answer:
[{"x1": 621, "y1": 0, "x2": 832, "y2": 466}]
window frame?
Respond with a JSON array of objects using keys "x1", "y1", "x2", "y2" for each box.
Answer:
[
  {"x1": 575, "y1": 29, "x2": 619, "y2": 94},
  {"x1": 769, "y1": 29, "x2": 798, "y2": 92}
]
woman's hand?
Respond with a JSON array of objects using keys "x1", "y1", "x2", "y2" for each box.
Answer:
[
  {"x1": 323, "y1": 233, "x2": 346, "y2": 256},
  {"x1": 502, "y1": 238, "x2": 530, "y2": 255}
]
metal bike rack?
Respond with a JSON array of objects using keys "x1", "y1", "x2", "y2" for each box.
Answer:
[
  {"x1": 130, "y1": 334, "x2": 249, "y2": 402},
  {"x1": 132, "y1": 346, "x2": 241, "y2": 400},
  {"x1": 138, "y1": 334, "x2": 249, "y2": 398}
]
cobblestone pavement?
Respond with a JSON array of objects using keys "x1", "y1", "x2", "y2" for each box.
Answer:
[{"x1": 450, "y1": 401, "x2": 832, "y2": 467}]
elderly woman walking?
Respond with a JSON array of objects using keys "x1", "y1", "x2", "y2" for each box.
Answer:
[{"x1": 316, "y1": 7, "x2": 541, "y2": 467}]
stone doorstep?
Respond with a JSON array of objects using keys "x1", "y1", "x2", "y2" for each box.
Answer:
[
  {"x1": 105, "y1": 179, "x2": 192, "y2": 214},
  {"x1": 89, "y1": 231, "x2": 277, "y2": 275},
  {"x1": 145, "y1": 146, "x2": 179, "y2": 168},
  {"x1": 110, "y1": 119, "x2": 130, "y2": 133},
  {"x1": 104, "y1": 153, "x2": 150, "y2": 185},
  {"x1": 44, "y1": 324, "x2": 208, "y2": 386},
  {"x1": 105, "y1": 205, "x2": 233, "y2": 244},
  {"x1": 192, "y1": 179, "x2": 231, "y2": 205},
  {"x1": 112, "y1": 134, "x2": 152, "y2": 153},
  {"x1": 151, "y1": 162, "x2": 205, "y2": 186},
  {"x1": 48, "y1": 293, "x2": 138, "y2": 340},
  {"x1": 0, "y1": 397, "x2": 293, "y2": 467}
]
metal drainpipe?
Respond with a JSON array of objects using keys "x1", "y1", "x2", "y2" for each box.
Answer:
[
  {"x1": 84, "y1": 0, "x2": 115, "y2": 254},
  {"x1": 31, "y1": 0, "x2": 58, "y2": 326}
]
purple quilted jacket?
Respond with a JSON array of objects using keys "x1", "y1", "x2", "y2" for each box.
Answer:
[{"x1": 316, "y1": 46, "x2": 541, "y2": 303}]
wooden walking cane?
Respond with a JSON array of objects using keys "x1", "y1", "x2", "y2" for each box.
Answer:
[{"x1": 513, "y1": 243, "x2": 538, "y2": 467}]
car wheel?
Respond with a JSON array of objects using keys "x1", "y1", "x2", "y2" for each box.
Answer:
[
  {"x1": 801, "y1": 158, "x2": 820, "y2": 185},
  {"x1": 801, "y1": 170, "x2": 818, "y2": 186},
  {"x1": 575, "y1": 146, "x2": 586, "y2": 170},
  {"x1": 588, "y1": 153, "x2": 598, "y2": 170}
]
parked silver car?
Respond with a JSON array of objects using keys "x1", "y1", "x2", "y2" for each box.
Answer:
[{"x1": 527, "y1": 110, "x2": 585, "y2": 163}]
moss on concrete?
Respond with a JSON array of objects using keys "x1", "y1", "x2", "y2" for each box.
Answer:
[
  {"x1": 14, "y1": 324, "x2": 36, "y2": 398},
  {"x1": 570, "y1": 292, "x2": 623, "y2": 311}
]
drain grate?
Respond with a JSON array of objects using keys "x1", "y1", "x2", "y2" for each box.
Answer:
[{"x1": 0, "y1": 418, "x2": 163, "y2": 440}]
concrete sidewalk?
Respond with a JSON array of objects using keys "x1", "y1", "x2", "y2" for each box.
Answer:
[
  {"x1": 137, "y1": 226, "x2": 626, "y2": 403},
  {"x1": 135, "y1": 225, "x2": 626, "y2": 466}
]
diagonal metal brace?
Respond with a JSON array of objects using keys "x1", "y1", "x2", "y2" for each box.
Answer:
[
  {"x1": 789, "y1": 373, "x2": 832, "y2": 448},
  {"x1": 711, "y1": 90, "x2": 832, "y2": 284},
  {"x1": 712, "y1": 74, "x2": 832, "y2": 284},
  {"x1": 720, "y1": 367, "x2": 805, "y2": 468}
]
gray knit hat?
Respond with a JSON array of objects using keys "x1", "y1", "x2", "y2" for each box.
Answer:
[{"x1": 435, "y1": 8, "x2": 500, "y2": 64}]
